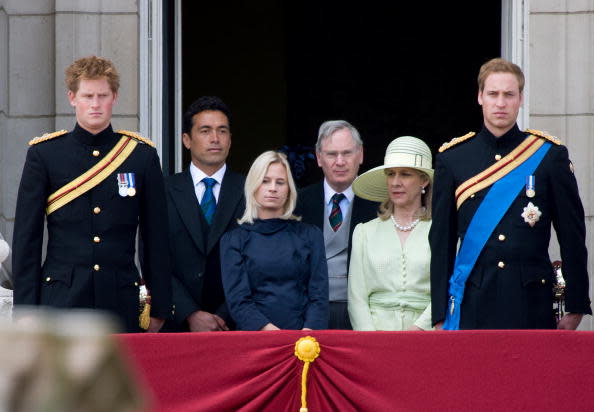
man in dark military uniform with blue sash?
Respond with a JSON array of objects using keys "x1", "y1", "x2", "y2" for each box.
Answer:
[
  {"x1": 430, "y1": 58, "x2": 591, "y2": 330},
  {"x1": 12, "y1": 56, "x2": 171, "y2": 332}
]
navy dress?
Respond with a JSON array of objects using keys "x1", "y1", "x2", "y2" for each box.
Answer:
[{"x1": 220, "y1": 218, "x2": 329, "y2": 330}]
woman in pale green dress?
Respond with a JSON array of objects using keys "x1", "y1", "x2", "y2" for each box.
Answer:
[{"x1": 348, "y1": 136, "x2": 433, "y2": 330}]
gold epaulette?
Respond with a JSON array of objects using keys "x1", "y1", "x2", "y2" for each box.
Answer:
[
  {"x1": 525, "y1": 128, "x2": 561, "y2": 145},
  {"x1": 116, "y1": 129, "x2": 156, "y2": 147},
  {"x1": 438, "y1": 132, "x2": 476, "y2": 153},
  {"x1": 28, "y1": 130, "x2": 68, "y2": 146}
]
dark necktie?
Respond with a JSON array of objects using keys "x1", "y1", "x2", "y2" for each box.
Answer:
[
  {"x1": 200, "y1": 177, "x2": 217, "y2": 225},
  {"x1": 329, "y1": 193, "x2": 345, "y2": 232}
]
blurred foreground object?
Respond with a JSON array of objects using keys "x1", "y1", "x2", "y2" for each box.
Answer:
[
  {"x1": 0, "y1": 235, "x2": 12, "y2": 289},
  {"x1": 0, "y1": 308, "x2": 146, "y2": 412}
]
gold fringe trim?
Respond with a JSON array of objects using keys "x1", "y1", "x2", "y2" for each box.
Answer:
[
  {"x1": 525, "y1": 129, "x2": 561, "y2": 145},
  {"x1": 139, "y1": 302, "x2": 151, "y2": 331},
  {"x1": 438, "y1": 132, "x2": 476, "y2": 153},
  {"x1": 116, "y1": 129, "x2": 156, "y2": 147},
  {"x1": 28, "y1": 130, "x2": 68, "y2": 145}
]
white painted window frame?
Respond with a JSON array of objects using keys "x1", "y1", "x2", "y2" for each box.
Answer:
[{"x1": 501, "y1": 0, "x2": 530, "y2": 129}]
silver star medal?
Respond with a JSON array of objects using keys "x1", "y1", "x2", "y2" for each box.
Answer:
[{"x1": 521, "y1": 202, "x2": 542, "y2": 227}]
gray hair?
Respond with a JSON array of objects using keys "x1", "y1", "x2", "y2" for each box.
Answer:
[{"x1": 315, "y1": 120, "x2": 363, "y2": 152}]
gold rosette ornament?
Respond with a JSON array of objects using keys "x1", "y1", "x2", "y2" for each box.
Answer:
[{"x1": 294, "y1": 336, "x2": 321, "y2": 412}]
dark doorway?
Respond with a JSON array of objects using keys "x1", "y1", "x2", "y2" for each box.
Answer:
[{"x1": 179, "y1": 2, "x2": 501, "y2": 185}]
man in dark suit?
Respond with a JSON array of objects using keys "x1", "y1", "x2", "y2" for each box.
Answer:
[
  {"x1": 430, "y1": 58, "x2": 591, "y2": 330},
  {"x1": 12, "y1": 56, "x2": 170, "y2": 333},
  {"x1": 165, "y1": 96, "x2": 245, "y2": 332},
  {"x1": 295, "y1": 120, "x2": 378, "y2": 329}
]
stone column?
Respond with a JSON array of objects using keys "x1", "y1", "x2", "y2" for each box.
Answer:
[
  {"x1": 54, "y1": 0, "x2": 139, "y2": 132},
  {"x1": 530, "y1": 1, "x2": 594, "y2": 329},
  {"x1": 0, "y1": 0, "x2": 57, "y2": 277}
]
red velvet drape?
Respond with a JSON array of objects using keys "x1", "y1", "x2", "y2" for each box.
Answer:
[{"x1": 117, "y1": 330, "x2": 594, "y2": 412}]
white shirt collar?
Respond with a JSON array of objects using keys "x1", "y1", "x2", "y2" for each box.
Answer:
[
  {"x1": 189, "y1": 162, "x2": 227, "y2": 187},
  {"x1": 323, "y1": 178, "x2": 354, "y2": 205}
]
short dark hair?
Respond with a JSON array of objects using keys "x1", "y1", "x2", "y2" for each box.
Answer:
[{"x1": 182, "y1": 96, "x2": 232, "y2": 134}]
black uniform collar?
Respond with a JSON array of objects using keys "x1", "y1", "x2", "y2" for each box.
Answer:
[
  {"x1": 71, "y1": 123, "x2": 117, "y2": 147},
  {"x1": 481, "y1": 124, "x2": 524, "y2": 150}
]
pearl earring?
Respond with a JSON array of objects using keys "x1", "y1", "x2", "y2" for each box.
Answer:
[{"x1": 421, "y1": 187, "x2": 426, "y2": 194}]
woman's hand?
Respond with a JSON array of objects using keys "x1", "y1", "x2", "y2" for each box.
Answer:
[
  {"x1": 407, "y1": 324, "x2": 423, "y2": 331},
  {"x1": 302, "y1": 327, "x2": 313, "y2": 331},
  {"x1": 260, "y1": 323, "x2": 280, "y2": 331}
]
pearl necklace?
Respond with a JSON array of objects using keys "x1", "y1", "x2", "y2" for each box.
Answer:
[{"x1": 390, "y1": 215, "x2": 420, "y2": 232}]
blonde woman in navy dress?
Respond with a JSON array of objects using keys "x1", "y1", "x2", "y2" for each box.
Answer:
[{"x1": 221, "y1": 151, "x2": 329, "y2": 330}]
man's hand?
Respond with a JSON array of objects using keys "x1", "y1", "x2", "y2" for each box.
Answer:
[
  {"x1": 557, "y1": 313, "x2": 583, "y2": 330},
  {"x1": 187, "y1": 310, "x2": 229, "y2": 332},
  {"x1": 260, "y1": 323, "x2": 280, "y2": 331},
  {"x1": 146, "y1": 317, "x2": 165, "y2": 333},
  {"x1": 434, "y1": 321, "x2": 444, "y2": 330}
]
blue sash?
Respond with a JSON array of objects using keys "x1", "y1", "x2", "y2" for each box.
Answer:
[{"x1": 443, "y1": 141, "x2": 552, "y2": 330}]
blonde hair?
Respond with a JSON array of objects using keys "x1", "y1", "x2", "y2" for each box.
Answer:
[
  {"x1": 377, "y1": 170, "x2": 432, "y2": 221},
  {"x1": 65, "y1": 56, "x2": 120, "y2": 94},
  {"x1": 238, "y1": 151, "x2": 301, "y2": 224}
]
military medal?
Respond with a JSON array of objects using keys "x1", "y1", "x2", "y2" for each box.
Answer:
[
  {"x1": 525, "y1": 175, "x2": 535, "y2": 198},
  {"x1": 117, "y1": 173, "x2": 129, "y2": 197},
  {"x1": 521, "y1": 201, "x2": 541, "y2": 227},
  {"x1": 126, "y1": 173, "x2": 136, "y2": 197}
]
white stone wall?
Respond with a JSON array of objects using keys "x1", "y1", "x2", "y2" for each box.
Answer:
[{"x1": 530, "y1": 1, "x2": 594, "y2": 329}]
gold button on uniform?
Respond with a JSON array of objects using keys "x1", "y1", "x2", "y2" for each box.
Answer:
[
  {"x1": 93, "y1": 206, "x2": 101, "y2": 214},
  {"x1": 45, "y1": 277, "x2": 51, "y2": 282},
  {"x1": 541, "y1": 279, "x2": 546, "y2": 284},
  {"x1": 93, "y1": 264, "x2": 100, "y2": 271},
  {"x1": 498, "y1": 234, "x2": 506, "y2": 241},
  {"x1": 495, "y1": 154, "x2": 502, "y2": 161},
  {"x1": 470, "y1": 194, "x2": 475, "y2": 198},
  {"x1": 93, "y1": 236, "x2": 101, "y2": 243},
  {"x1": 498, "y1": 261, "x2": 505, "y2": 269},
  {"x1": 92, "y1": 150, "x2": 100, "y2": 157}
]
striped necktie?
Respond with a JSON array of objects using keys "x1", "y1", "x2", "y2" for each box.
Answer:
[
  {"x1": 200, "y1": 177, "x2": 217, "y2": 225},
  {"x1": 329, "y1": 193, "x2": 345, "y2": 232}
]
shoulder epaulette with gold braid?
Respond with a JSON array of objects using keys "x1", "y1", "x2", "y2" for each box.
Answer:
[
  {"x1": 116, "y1": 129, "x2": 156, "y2": 147},
  {"x1": 438, "y1": 132, "x2": 476, "y2": 153},
  {"x1": 525, "y1": 128, "x2": 562, "y2": 145},
  {"x1": 28, "y1": 130, "x2": 68, "y2": 146}
]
